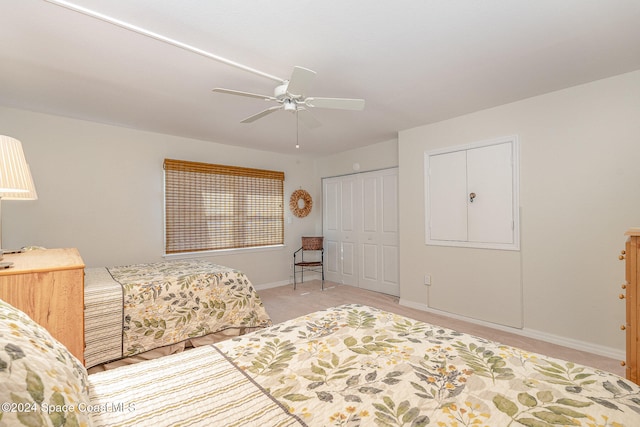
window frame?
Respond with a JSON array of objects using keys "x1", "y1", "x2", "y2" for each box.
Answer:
[{"x1": 163, "y1": 158, "x2": 285, "y2": 255}]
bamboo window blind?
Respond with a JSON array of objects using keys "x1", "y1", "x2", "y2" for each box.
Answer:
[{"x1": 164, "y1": 159, "x2": 285, "y2": 254}]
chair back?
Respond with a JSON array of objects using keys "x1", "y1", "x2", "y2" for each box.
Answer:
[{"x1": 301, "y1": 236, "x2": 323, "y2": 250}]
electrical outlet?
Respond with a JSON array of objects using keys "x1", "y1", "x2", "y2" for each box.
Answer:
[{"x1": 424, "y1": 274, "x2": 431, "y2": 285}]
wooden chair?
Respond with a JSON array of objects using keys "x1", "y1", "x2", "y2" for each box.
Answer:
[{"x1": 293, "y1": 236, "x2": 324, "y2": 290}]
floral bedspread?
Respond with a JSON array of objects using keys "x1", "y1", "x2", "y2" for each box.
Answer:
[
  {"x1": 108, "y1": 259, "x2": 272, "y2": 357},
  {"x1": 217, "y1": 304, "x2": 640, "y2": 426}
]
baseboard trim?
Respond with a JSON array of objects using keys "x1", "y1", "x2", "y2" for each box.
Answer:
[
  {"x1": 254, "y1": 280, "x2": 291, "y2": 291},
  {"x1": 254, "y1": 273, "x2": 323, "y2": 291},
  {"x1": 399, "y1": 299, "x2": 624, "y2": 361}
]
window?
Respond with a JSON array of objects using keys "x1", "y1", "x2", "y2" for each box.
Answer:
[{"x1": 164, "y1": 159, "x2": 285, "y2": 254}]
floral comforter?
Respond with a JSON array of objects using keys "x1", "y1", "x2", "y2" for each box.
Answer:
[
  {"x1": 217, "y1": 304, "x2": 640, "y2": 426},
  {"x1": 108, "y1": 259, "x2": 272, "y2": 357}
]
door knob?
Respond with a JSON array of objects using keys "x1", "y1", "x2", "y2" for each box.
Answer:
[{"x1": 469, "y1": 192, "x2": 476, "y2": 203}]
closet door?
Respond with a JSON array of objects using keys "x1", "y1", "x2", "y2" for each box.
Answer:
[
  {"x1": 358, "y1": 169, "x2": 399, "y2": 296},
  {"x1": 323, "y1": 176, "x2": 357, "y2": 286},
  {"x1": 323, "y1": 168, "x2": 399, "y2": 296},
  {"x1": 323, "y1": 179, "x2": 341, "y2": 282}
]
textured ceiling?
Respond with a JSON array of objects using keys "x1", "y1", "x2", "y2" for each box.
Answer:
[{"x1": 1, "y1": 0, "x2": 639, "y2": 154}]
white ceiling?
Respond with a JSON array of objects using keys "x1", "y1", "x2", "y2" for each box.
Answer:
[{"x1": 1, "y1": 0, "x2": 639, "y2": 155}]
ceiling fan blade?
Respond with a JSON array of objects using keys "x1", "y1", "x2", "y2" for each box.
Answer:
[
  {"x1": 212, "y1": 88, "x2": 276, "y2": 101},
  {"x1": 240, "y1": 105, "x2": 282, "y2": 123},
  {"x1": 297, "y1": 109, "x2": 322, "y2": 129},
  {"x1": 304, "y1": 97, "x2": 365, "y2": 111},
  {"x1": 286, "y1": 66, "x2": 316, "y2": 98}
]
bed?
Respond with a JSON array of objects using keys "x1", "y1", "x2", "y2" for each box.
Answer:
[
  {"x1": 83, "y1": 259, "x2": 272, "y2": 368},
  {"x1": 4, "y1": 299, "x2": 639, "y2": 426}
]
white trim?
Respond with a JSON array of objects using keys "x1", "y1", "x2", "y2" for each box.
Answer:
[
  {"x1": 254, "y1": 279, "x2": 292, "y2": 291},
  {"x1": 399, "y1": 298, "x2": 624, "y2": 361},
  {"x1": 254, "y1": 273, "x2": 324, "y2": 291}
]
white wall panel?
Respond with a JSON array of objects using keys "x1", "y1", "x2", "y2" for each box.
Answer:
[
  {"x1": 361, "y1": 242, "x2": 378, "y2": 280},
  {"x1": 341, "y1": 180, "x2": 355, "y2": 232},
  {"x1": 342, "y1": 241, "x2": 356, "y2": 278},
  {"x1": 383, "y1": 245, "x2": 399, "y2": 284},
  {"x1": 324, "y1": 181, "x2": 339, "y2": 232},
  {"x1": 382, "y1": 174, "x2": 398, "y2": 233},
  {"x1": 362, "y1": 176, "x2": 378, "y2": 232},
  {"x1": 326, "y1": 240, "x2": 339, "y2": 275}
]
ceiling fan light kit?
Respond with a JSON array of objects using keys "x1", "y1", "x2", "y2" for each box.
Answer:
[{"x1": 283, "y1": 99, "x2": 297, "y2": 112}]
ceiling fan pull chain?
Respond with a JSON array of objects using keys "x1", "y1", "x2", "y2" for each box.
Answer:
[{"x1": 295, "y1": 110, "x2": 300, "y2": 149}]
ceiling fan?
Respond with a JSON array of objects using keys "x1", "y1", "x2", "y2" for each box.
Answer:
[
  {"x1": 42, "y1": 2, "x2": 364, "y2": 129},
  {"x1": 212, "y1": 66, "x2": 365, "y2": 128}
]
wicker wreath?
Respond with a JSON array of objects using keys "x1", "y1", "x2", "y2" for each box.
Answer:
[{"x1": 290, "y1": 189, "x2": 313, "y2": 218}]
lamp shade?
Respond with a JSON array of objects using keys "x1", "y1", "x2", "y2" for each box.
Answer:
[
  {"x1": 0, "y1": 164, "x2": 37, "y2": 200},
  {"x1": 0, "y1": 135, "x2": 36, "y2": 196}
]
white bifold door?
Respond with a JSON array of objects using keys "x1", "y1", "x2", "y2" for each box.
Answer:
[{"x1": 323, "y1": 168, "x2": 399, "y2": 296}]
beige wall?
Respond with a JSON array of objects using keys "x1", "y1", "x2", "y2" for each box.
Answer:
[
  {"x1": 0, "y1": 107, "x2": 321, "y2": 287},
  {"x1": 399, "y1": 70, "x2": 640, "y2": 356},
  {"x1": 315, "y1": 138, "x2": 398, "y2": 179},
  {"x1": 3, "y1": 70, "x2": 638, "y2": 357}
]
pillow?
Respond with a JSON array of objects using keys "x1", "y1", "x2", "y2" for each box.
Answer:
[{"x1": 0, "y1": 298, "x2": 93, "y2": 427}]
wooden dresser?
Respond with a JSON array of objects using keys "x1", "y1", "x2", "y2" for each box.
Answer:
[
  {"x1": 622, "y1": 228, "x2": 640, "y2": 384},
  {"x1": 0, "y1": 248, "x2": 85, "y2": 364}
]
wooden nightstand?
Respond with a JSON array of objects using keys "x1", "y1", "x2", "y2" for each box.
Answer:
[{"x1": 0, "y1": 248, "x2": 85, "y2": 364}]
